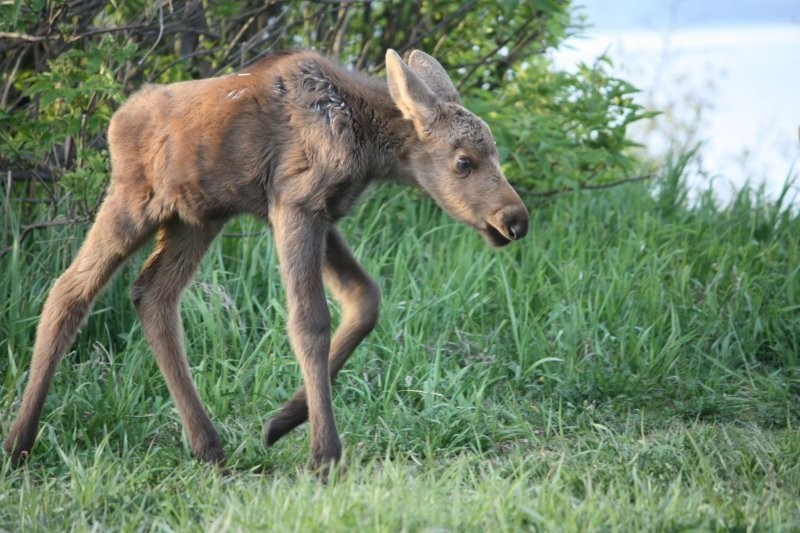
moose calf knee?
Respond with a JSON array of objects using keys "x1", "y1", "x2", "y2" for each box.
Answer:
[{"x1": 287, "y1": 311, "x2": 332, "y2": 350}]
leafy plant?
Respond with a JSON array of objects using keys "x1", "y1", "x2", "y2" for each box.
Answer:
[
  {"x1": 473, "y1": 55, "x2": 659, "y2": 194},
  {"x1": 1, "y1": 1, "x2": 653, "y2": 237}
]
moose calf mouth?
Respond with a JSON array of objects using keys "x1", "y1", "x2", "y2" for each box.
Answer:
[
  {"x1": 479, "y1": 211, "x2": 529, "y2": 247},
  {"x1": 480, "y1": 223, "x2": 513, "y2": 247}
]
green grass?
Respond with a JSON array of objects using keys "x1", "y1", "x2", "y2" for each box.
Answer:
[{"x1": 2, "y1": 164, "x2": 799, "y2": 530}]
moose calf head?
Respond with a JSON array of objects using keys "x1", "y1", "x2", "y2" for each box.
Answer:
[{"x1": 386, "y1": 49, "x2": 529, "y2": 247}]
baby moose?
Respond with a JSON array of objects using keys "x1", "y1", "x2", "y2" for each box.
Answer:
[{"x1": 4, "y1": 49, "x2": 529, "y2": 474}]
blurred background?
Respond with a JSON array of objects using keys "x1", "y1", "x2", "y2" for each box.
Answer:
[
  {"x1": 556, "y1": 0, "x2": 800, "y2": 203},
  {"x1": 1, "y1": 0, "x2": 798, "y2": 224}
]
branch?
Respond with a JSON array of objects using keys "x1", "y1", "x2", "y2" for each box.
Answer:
[
  {"x1": 517, "y1": 174, "x2": 654, "y2": 199},
  {"x1": 137, "y1": 0, "x2": 166, "y2": 65},
  {"x1": 401, "y1": 0, "x2": 477, "y2": 55},
  {"x1": 1, "y1": 169, "x2": 57, "y2": 183},
  {"x1": 370, "y1": 0, "x2": 478, "y2": 72},
  {"x1": 455, "y1": 10, "x2": 544, "y2": 91},
  {"x1": 0, "y1": 215, "x2": 91, "y2": 259},
  {"x1": 0, "y1": 31, "x2": 49, "y2": 42}
]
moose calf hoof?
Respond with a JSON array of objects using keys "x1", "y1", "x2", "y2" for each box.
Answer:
[
  {"x1": 313, "y1": 454, "x2": 345, "y2": 485},
  {"x1": 263, "y1": 417, "x2": 293, "y2": 447},
  {"x1": 200, "y1": 447, "x2": 225, "y2": 464},
  {"x1": 3, "y1": 430, "x2": 36, "y2": 466},
  {"x1": 312, "y1": 440, "x2": 342, "y2": 478},
  {"x1": 197, "y1": 446, "x2": 226, "y2": 466},
  {"x1": 5, "y1": 447, "x2": 31, "y2": 467},
  {"x1": 192, "y1": 438, "x2": 226, "y2": 466}
]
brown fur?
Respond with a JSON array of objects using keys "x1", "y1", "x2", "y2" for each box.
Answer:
[{"x1": 4, "y1": 49, "x2": 528, "y2": 472}]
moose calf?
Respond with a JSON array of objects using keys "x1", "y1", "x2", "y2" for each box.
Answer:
[{"x1": 4, "y1": 49, "x2": 528, "y2": 472}]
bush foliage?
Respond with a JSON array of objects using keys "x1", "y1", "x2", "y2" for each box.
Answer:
[{"x1": 1, "y1": 0, "x2": 653, "y2": 223}]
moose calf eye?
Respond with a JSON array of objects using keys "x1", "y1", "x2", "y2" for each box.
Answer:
[{"x1": 455, "y1": 157, "x2": 472, "y2": 174}]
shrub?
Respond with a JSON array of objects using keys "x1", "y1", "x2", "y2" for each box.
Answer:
[{"x1": 0, "y1": 0, "x2": 652, "y2": 222}]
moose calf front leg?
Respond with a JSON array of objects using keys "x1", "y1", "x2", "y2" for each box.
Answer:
[
  {"x1": 264, "y1": 227, "x2": 379, "y2": 446},
  {"x1": 271, "y1": 207, "x2": 341, "y2": 469}
]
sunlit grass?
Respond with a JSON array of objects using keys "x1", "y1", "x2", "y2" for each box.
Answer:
[{"x1": 2, "y1": 164, "x2": 799, "y2": 530}]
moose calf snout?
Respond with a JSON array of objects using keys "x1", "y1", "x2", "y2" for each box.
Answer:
[
  {"x1": 504, "y1": 213, "x2": 529, "y2": 241},
  {"x1": 488, "y1": 204, "x2": 529, "y2": 246}
]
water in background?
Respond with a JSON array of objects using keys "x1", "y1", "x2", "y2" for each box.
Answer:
[{"x1": 553, "y1": 0, "x2": 800, "y2": 204}]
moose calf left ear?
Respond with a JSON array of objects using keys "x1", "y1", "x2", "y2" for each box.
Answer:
[
  {"x1": 407, "y1": 50, "x2": 461, "y2": 104},
  {"x1": 386, "y1": 49, "x2": 440, "y2": 131}
]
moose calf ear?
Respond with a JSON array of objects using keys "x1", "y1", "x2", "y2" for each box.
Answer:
[
  {"x1": 386, "y1": 49, "x2": 440, "y2": 130},
  {"x1": 408, "y1": 50, "x2": 461, "y2": 104}
]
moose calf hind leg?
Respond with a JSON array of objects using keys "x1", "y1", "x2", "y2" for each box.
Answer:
[
  {"x1": 131, "y1": 219, "x2": 226, "y2": 464},
  {"x1": 3, "y1": 277, "x2": 94, "y2": 463},
  {"x1": 4, "y1": 200, "x2": 152, "y2": 463}
]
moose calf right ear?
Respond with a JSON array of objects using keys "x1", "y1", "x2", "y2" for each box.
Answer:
[
  {"x1": 385, "y1": 49, "x2": 440, "y2": 132},
  {"x1": 407, "y1": 50, "x2": 461, "y2": 104}
]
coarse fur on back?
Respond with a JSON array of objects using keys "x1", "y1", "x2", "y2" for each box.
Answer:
[
  {"x1": 4, "y1": 48, "x2": 529, "y2": 479},
  {"x1": 108, "y1": 50, "x2": 410, "y2": 225}
]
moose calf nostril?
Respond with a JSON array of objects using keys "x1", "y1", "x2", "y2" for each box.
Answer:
[{"x1": 505, "y1": 219, "x2": 528, "y2": 240}]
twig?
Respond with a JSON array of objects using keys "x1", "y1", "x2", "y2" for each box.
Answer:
[
  {"x1": 456, "y1": 11, "x2": 542, "y2": 91},
  {"x1": 0, "y1": 31, "x2": 49, "y2": 42},
  {"x1": 0, "y1": 23, "x2": 155, "y2": 49},
  {"x1": 403, "y1": 1, "x2": 477, "y2": 53},
  {"x1": 0, "y1": 215, "x2": 91, "y2": 259},
  {"x1": 371, "y1": 0, "x2": 478, "y2": 72},
  {"x1": 1, "y1": 50, "x2": 24, "y2": 110},
  {"x1": 138, "y1": 0, "x2": 166, "y2": 65},
  {"x1": 218, "y1": 13, "x2": 258, "y2": 68},
  {"x1": 0, "y1": 169, "x2": 56, "y2": 183},
  {"x1": 330, "y1": 2, "x2": 352, "y2": 60},
  {"x1": 518, "y1": 174, "x2": 654, "y2": 199}
]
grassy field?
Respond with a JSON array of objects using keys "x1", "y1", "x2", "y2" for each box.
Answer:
[{"x1": 1, "y1": 163, "x2": 799, "y2": 530}]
